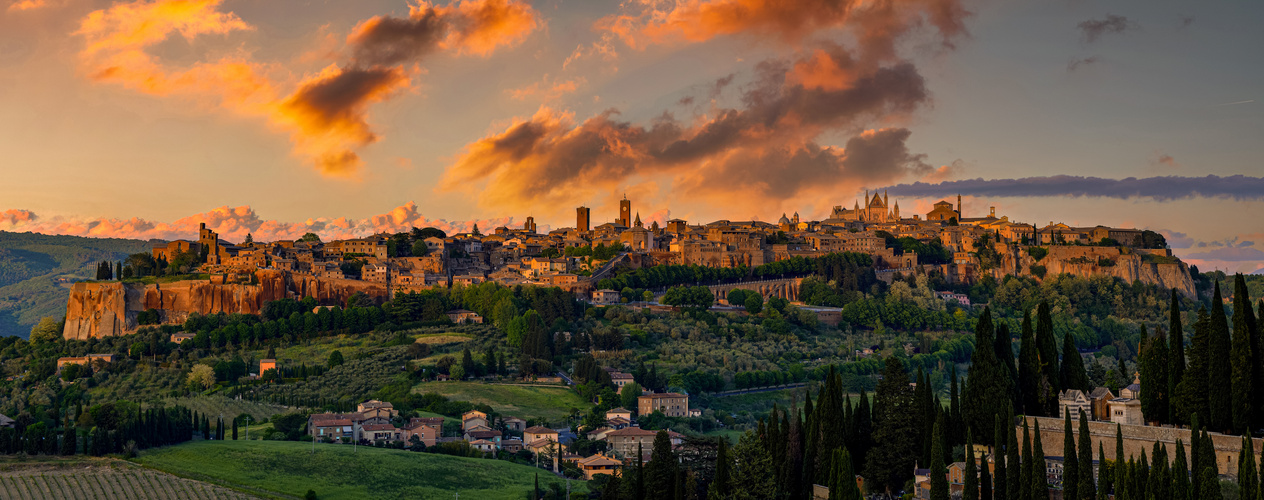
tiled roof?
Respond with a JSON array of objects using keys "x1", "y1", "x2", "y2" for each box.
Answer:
[
  {"x1": 361, "y1": 424, "x2": 398, "y2": 432},
  {"x1": 525, "y1": 426, "x2": 558, "y2": 434}
]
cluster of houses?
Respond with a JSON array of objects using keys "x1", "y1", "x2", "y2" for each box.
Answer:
[
  {"x1": 1056, "y1": 374, "x2": 1144, "y2": 426},
  {"x1": 308, "y1": 399, "x2": 695, "y2": 481}
]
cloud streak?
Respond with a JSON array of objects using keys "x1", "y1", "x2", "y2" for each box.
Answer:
[
  {"x1": 881, "y1": 175, "x2": 1264, "y2": 201},
  {"x1": 76, "y1": 0, "x2": 539, "y2": 177},
  {"x1": 0, "y1": 203, "x2": 515, "y2": 243},
  {"x1": 1077, "y1": 14, "x2": 1132, "y2": 43}
]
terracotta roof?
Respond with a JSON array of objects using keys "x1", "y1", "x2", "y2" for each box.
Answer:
[
  {"x1": 361, "y1": 424, "x2": 398, "y2": 432},
  {"x1": 466, "y1": 430, "x2": 502, "y2": 439},
  {"x1": 610, "y1": 372, "x2": 634, "y2": 380},
  {"x1": 408, "y1": 417, "x2": 445, "y2": 428},
  {"x1": 579, "y1": 455, "x2": 623, "y2": 467},
  {"x1": 638, "y1": 392, "x2": 688, "y2": 399},
  {"x1": 525, "y1": 426, "x2": 558, "y2": 434},
  {"x1": 470, "y1": 439, "x2": 495, "y2": 446},
  {"x1": 314, "y1": 419, "x2": 353, "y2": 427}
]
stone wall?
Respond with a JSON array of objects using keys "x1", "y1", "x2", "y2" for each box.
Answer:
[
  {"x1": 1018, "y1": 416, "x2": 1259, "y2": 478},
  {"x1": 63, "y1": 270, "x2": 388, "y2": 339}
]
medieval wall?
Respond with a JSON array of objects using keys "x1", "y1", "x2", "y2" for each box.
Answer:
[
  {"x1": 997, "y1": 246, "x2": 1195, "y2": 297},
  {"x1": 62, "y1": 270, "x2": 388, "y2": 340},
  {"x1": 1018, "y1": 416, "x2": 1258, "y2": 478}
]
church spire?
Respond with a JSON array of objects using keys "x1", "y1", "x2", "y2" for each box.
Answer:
[{"x1": 634, "y1": 212, "x2": 642, "y2": 228}]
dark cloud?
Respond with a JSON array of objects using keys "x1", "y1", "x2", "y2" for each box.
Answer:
[
  {"x1": 880, "y1": 175, "x2": 1264, "y2": 202},
  {"x1": 1067, "y1": 56, "x2": 1099, "y2": 72},
  {"x1": 1158, "y1": 229, "x2": 1193, "y2": 249},
  {"x1": 1185, "y1": 247, "x2": 1264, "y2": 262},
  {"x1": 348, "y1": 9, "x2": 447, "y2": 67},
  {"x1": 1078, "y1": 14, "x2": 1132, "y2": 43}
]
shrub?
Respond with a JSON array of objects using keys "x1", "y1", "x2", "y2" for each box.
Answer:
[
  {"x1": 1029, "y1": 264, "x2": 1047, "y2": 279},
  {"x1": 1026, "y1": 246, "x2": 1048, "y2": 261},
  {"x1": 1097, "y1": 257, "x2": 1116, "y2": 267}
]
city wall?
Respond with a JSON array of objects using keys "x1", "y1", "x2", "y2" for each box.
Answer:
[{"x1": 1019, "y1": 416, "x2": 1259, "y2": 478}]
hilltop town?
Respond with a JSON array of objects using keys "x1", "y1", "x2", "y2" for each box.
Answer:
[{"x1": 143, "y1": 193, "x2": 1185, "y2": 301}]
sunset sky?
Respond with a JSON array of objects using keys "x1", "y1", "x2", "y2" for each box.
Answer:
[{"x1": 1, "y1": 0, "x2": 1261, "y2": 273}]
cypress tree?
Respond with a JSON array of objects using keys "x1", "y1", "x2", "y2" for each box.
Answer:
[
  {"x1": 994, "y1": 414, "x2": 1008, "y2": 500},
  {"x1": 1208, "y1": 281, "x2": 1233, "y2": 433},
  {"x1": 1076, "y1": 411, "x2": 1095, "y2": 500},
  {"x1": 1171, "y1": 440, "x2": 1189, "y2": 500},
  {"x1": 1238, "y1": 434, "x2": 1257, "y2": 500},
  {"x1": 1007, "y1": 411, "x2": 1022, "y2": 500},
  {"x1": 1062, "y1": 411, "x2": 1078, "y2": 500},
  {"x1": 1151, "y1": 443, "x2": 1171, "y2": 500},
  {"x1": 830, "y1": 448, "x2": 861, "y2": 500},
  {"x1": 930, "y1": 413, "x2": 949, "y2": 500},
  {"x1": 981, "y1": 451, "x2": 994, "y2": 500},
  {"x1": 1097, "y1": 442, "x2": 1109, "y2": 500},
  {"x1": 1036, "y1": 301, "x2": 1060, "y2": 412},
  {"x1": 1115, "y1": 424, "x2": 1126, "y2": 499},
  {"x1": 1168, "y1": 290, "x2": 1186, "y2": 425},
  {"x1": 1030, "y1": 421, "x2": 1048, "y2": 500},
  {"x1": 1138, "y1": 453, "x2": 1149, "y2": 500},
  {"x1": 1190, "y1": 416, "x2": 1203, "y2": 498},
  {"x1": 1139, "y1": 324, "x2": 1169, "y2": 426},
  {"x1": 1197, "y1": 468, "x2": 1220, "y2": 500},
  {"x1": 965, "y1": 431, "x2": 979, "y2": 500},
  {"x1": 232, "y1": 419, "x2": 238, "y2": 440},
  {"x1": 708, "y1": 439, "x2": 730, "y2": 499},
  {"x1": 1060, "y1": 329, "x2": 1090, "y2": 393},
  {"x1": 966, "y1": 308, "x2": 1014, "y2": 442},
  {"x1": 1020, "y1": 420, "x2": 1033, "y2": 500},
  {"x1": 1019, "y1": 310, "x2": 1042, "y2": 416},
  {"x1": 647, "y1": 429, "x2": 677, "y2": 494},
  {"x1": 997, "y1": 323, "x2": 1020, "y2": 405},
  {"x1": 1177, "y1": 308, "x2": 1211, "y2": 426},
  {"x1": 950, "y1": 367, "x2": 963, "y2": 446},
  {"x1": 1231, "y1": 274, "x2": 1255, "y2": 434}
]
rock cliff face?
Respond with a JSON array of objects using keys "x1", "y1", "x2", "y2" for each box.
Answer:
[
  {"x1": 994, "y1": 246, "x2": 1195, "y2": 297},
  {"x1": 62, "y1": 270, "x2": 388, "y2": 339}
]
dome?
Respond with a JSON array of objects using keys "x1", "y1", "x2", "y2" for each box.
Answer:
[{"x1": 778, "y1": 213, "x2": 790, "y2": 224}]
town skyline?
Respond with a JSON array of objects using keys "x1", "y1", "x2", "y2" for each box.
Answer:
[{"x1": 1, "y1": 0, "x2": 1262, "y2": 273}]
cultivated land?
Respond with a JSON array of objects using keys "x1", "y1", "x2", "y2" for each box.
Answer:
[
  {"x1": 135, "y1": 440, "x2": 585, "y2": 500},
  {"x1": 411, "y1": 381, "x2": 592, "y2": 422},
  {"x1": 0, "y1": 457, "x2": 257, "y2": 499}
]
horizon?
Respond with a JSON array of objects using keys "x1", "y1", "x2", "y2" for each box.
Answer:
[{"x1": 1, "y1": 0, "x2": 1261, "y2": 274}]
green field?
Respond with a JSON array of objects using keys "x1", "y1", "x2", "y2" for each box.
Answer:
[
  {"x1": 0, "y1": 457, "x2": 255, "y2": 499},
  {"x1": 411, "y1": 381, "x2": 591, "y2": 423},
  {"x1": 163, "y1": 396, "x2": 292, "y2": 423},
  {"x1": 136, "y1": 440, "x2": 584, "y2": 500}
]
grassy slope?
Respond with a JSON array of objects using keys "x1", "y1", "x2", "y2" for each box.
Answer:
[
  {"x1": 0, "y1": 455, "x2": 258, "y2": 500},
  {"x1": 136, "y1": 440, "x2": 584, "y2": 500},
  {"x1": 411, "y1": 381, "x2": 591, "y2": 422}
]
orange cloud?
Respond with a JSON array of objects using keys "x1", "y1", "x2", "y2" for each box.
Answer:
[
  {"x1": 0, "y1": 209, "x2": 38, "y2": 225},
  {"x1": 7, "y1": 0, "x2": 48, "y2": 11},
  {"x1": 0, "y1": 203, "x2": 517, "y2": 242},
  {"x1": 75, "y1": 0, "x2": 540, "y2": 177},
  {"x1": 509, "y1": 75, "x2": 586, "y2": 101},
  {"x1": 599, "y1": 0, "x2": 969, "y2": 57}
]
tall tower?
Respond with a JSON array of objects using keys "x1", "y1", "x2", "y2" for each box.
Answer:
[
  {"x1": 619, "y1": 195, "x2": 631, "y2": 227},
  {"x1": 576, "y1": 206, "x2": 590, "y2": 232},
  {"x1": 957, "y1": 194, "x2": 963, "y2": 219},
  {"x1": 524, "y1": 216, "x2": 536, "y2": 234}
]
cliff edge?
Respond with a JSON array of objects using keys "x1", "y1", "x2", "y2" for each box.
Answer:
[{"x1": 63, "y1": 270, "x2": 388, "y2": 339}]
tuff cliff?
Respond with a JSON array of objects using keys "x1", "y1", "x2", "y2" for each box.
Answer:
[
  {"x1": 994, "y1": 245, "x2": 1195, "y2": 297},
  {"x1": 62, "y1": 270, "x2": 389, "y2": 339}
]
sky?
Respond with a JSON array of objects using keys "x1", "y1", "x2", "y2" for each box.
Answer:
[{"x1": 0, "y1": 0, "x2": 1261, "y2": 273}]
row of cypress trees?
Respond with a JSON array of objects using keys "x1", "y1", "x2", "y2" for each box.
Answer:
[
  {"x1": 1143, "y1": 275, "x2": 1264, "y2": 435},
  {"x1": 0, "y1": 404, "x2": 197, "y2": 456}
]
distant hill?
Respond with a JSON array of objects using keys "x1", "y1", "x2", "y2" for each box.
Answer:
[{"x1": 0, "y1": 230, "x2": 154, "y2": 337}]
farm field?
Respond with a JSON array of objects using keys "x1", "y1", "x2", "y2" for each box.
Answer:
[
  {"x1": 135, "y1": 440, "x2": 584, "y2": 500},
  {"x1": 0, "y1": 458, "x2": 257, "y2": 499},
  {"x1": 164, "y1": 396, "x2": 291, "y2": 423},
  {"x1": 411, "y1": 381, "x2": 591, "y2": 422}
]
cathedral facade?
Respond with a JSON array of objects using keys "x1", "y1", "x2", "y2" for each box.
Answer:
[{"x1": 827, "y1": 190, "x2": 900, "y2": 223}]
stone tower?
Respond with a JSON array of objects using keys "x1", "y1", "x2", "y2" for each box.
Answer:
[
  {"x1": 619, "y1": 195, "x2": 631, "y2": 227},
  {"x1": 576, "y1": 206, "x2": 591, "y2": 232}
]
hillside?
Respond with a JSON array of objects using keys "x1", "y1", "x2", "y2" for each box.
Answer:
[
  {"x1": 136, "y1": 440, "x2": 585, "y2": 500},
  {"x1": 0, "y1": 231, "x2": 153, "y2": 338}
]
